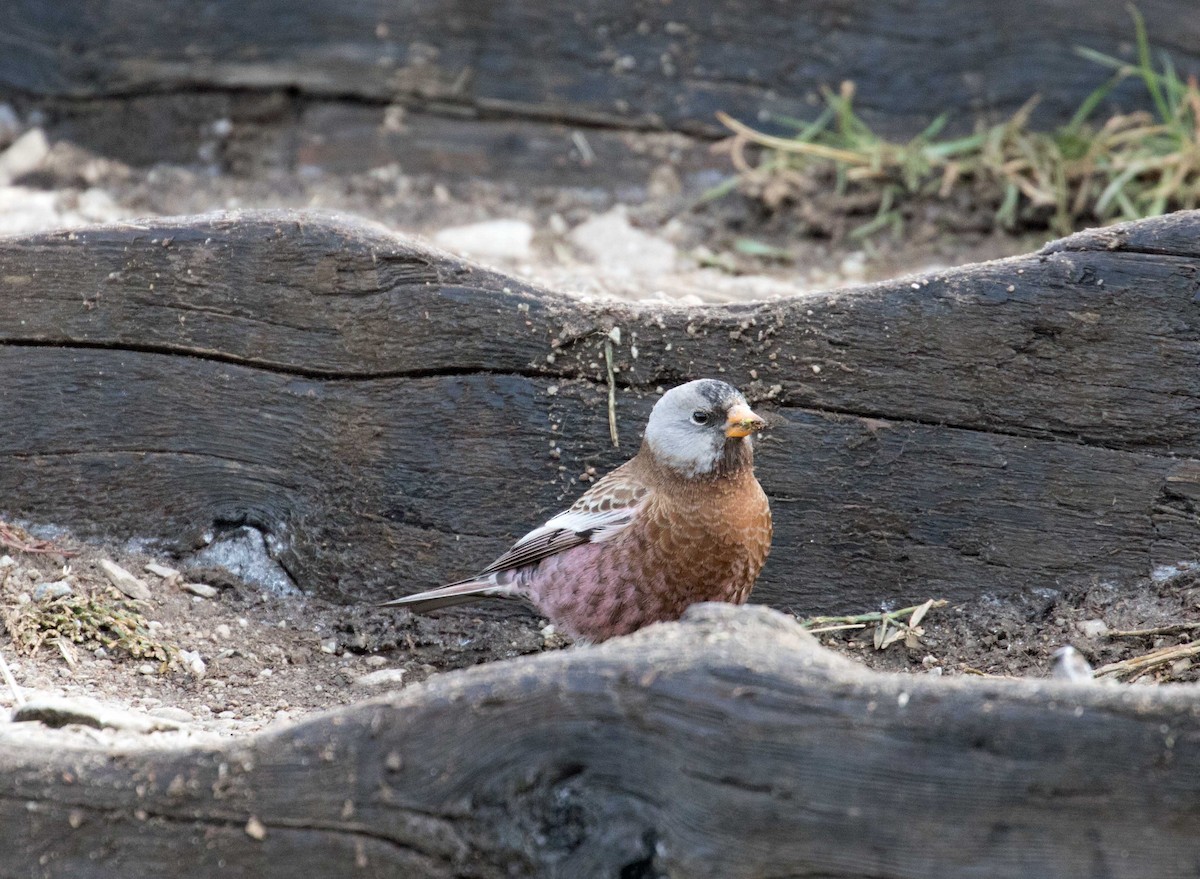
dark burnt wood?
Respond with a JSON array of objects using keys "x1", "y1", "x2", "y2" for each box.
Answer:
[
  {"x1": 3, "y1": 1, "x2": 1199, "y2": 137},
  {"x1": 4, "y1": 605, "x2": 1200, "y2": 878},
  {"x1": 3, "y1": 210, "x2": 1200, "y2": 613}
]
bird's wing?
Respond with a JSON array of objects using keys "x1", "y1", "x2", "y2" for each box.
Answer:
[{"x1": 480, "y1": 466, "x2": 648, "y2": 576}]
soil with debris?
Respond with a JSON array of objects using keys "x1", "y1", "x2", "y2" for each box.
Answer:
[
  {"x1": 2, "y1": 522, "x2": 1196, "y2": 748},
  {"x1": 0, "y1": 523, "x2": 558, "y2": 741},
  {"x1": 0, "y1": 109, "x2": 1045, "y2": 304}
]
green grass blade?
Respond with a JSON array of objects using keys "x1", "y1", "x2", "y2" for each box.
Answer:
[
  {"x1": 1096, "y1": 161, "x2": 1147, "y2": 213},
  {"x1": 1130, "y1": 4, "x2": 1172, "y2": 121},
  {"x1": 922, "y1": 131, "x2": 987, "y2": 159},
  {"x1": 1067, "y1": 70, "x2": 1127, "y2": 131},
  {"x1": 918, "y1": 112, "x2": 950, "y2": 141},
  {"x1": 1074, "y1": 45, "x2": 1132, "y2": 73},
  {"x1": 696, "y1": 175, "x2": 741, "y2": 204}
]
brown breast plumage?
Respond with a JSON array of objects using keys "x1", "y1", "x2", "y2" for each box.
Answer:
[{"x1": 524, "y1": 442, "x2": 772, "y2": 641}]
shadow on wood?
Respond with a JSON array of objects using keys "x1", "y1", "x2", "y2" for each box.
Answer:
[
  {"x1": 3, "y1": 604, "x2": 1199, "y2": 878},
  {"x1": 3, "y1": 210, "x2": 1200, "y2": 613}
]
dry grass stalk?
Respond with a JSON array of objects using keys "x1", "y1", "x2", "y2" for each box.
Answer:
[{"x1": 713, "y1": 8, "x2": 1200, "y2": 240}]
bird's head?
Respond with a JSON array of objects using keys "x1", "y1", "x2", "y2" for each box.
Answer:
[{"x1": 643, "y1": 379, "x2": 766, "y2": 477}]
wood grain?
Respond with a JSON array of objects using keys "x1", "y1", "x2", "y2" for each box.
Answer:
[
  {"x1": 3, "y1": 210, "x2": 1200, "y2": 613},
  {"x1": 4, "y1": 604, "x2": 1199, "y2": 878},
  {"x1": 4, "y1": 1, "x2": 1200, "y2": 136}
]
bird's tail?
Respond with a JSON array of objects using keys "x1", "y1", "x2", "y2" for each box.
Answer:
[{"x1": 377, "y1": 576, "x2": 512, "y2": 614}]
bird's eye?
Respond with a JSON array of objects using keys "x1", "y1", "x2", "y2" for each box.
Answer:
[{"x1": 691, "y1": 410, "x2": 711, "y2": 425}]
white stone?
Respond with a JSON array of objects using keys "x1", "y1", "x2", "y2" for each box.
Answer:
[
  {"x1": 180, "y1": 581, "x2": 219, "y2": 599},
  {"x1": 0, "y1": 128, "x2": 48, "y2": 185},
  {"x1": 433, "y1": 219, "x2": 534, "y2": 260},
  {"x1": 99, "y1": 559, "x2": 152, "y2": 601},
  {"x1": 353, "y1": 668, "x2": 408, "y2": 689},
  {"x1": 32, "y1": 580, "x2": 73, "y2": 601},
  {"x1": 187, "y1": 526, "x2": 296, "y2": 596},
  {"x1": 0, "y1": 186, "x2": 61, "y2": 236},
  {"x1": 0, "y1": 104, "x2": 21, "y2": 148},
  {"x1": 73, "y1": 187, "x2": 123, "y2": 223},
  {"x1": 568, "y1": 207, "x2": 677, "y2": 277}
]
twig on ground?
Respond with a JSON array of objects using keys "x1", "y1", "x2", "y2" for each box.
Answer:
[
  {"x1": 0, "y1": 646, "x2": 25, "y2": 706},
  {"x1": 604, "y1": 336, "x2": 619, "y2": 448},
  {"x1": 799, "y1": 599, "x2": 948, "y2": 630},
  {"x1": 804, "y1": 622, "x2": 868, "y2": 634},
  {"x1": 800, "y1": 598, "x2": 947, "y2": 651},
  {"x1": 0, "y1": 521, "x2": 75, "y2": 557},
  {"x1": 1107, "y1": 622, "x2": 1200, "y2": 638},
  {"x1": 1094, "y1": 639, "x2": 1200, "y2": 681}
]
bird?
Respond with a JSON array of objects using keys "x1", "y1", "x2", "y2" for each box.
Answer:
[
  {"x1": 1050, "y1": 645, "x2": 1095, "y2": 682},
  {"x1": 380, "y1": 378, "x2": 773, "y2": 642}
]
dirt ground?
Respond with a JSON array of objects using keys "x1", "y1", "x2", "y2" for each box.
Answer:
[
  {"x1": 2, "y1": 112, "x2": 1190, "y2": 745},
  {"x1": 2, "y1": 520, "x2": 1197, "y2": 746},
  {"x1": 0, "y1": 121, "x2": 1043, "y2": 303}
]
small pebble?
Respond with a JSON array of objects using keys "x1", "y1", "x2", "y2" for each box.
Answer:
[
  {"x1": 144, "y1": 562, "x2": 180, "y2": 580},
  {"x1": 354, "y1": 668, "x2": 408, "y2": 690},
  {"x1": 179, "y1": 649, "x2": 206, "y2": 679},
  {"x1": 32, "y1": 580, "x2": 73, "y2": 601},
  {"x1": 433, "y1": 218, "x2": 534, "y2": 260},
  {"x1": 149, "y1": 706, "x2": 194, "y2": 724},
  {"x1": 0, "y1": 104, "x2": 20, "y2": 148},
  {"x1": 1078, "y1": 619, "x2": 1109, "y2": 639},
  {"x1": 100, "y1": 559, "x2": 152, "y2": 601},
  {"x1": 180, "y1": 581, "x2": 218, "y2": 599},
  {"x1": 245, "y1": 816, "x2": 267, "y2": 841},
  {"x1": 0, "y1": 128, "x2": 49, "y2": 184},
  {"x1": 214, "y1": 624, "x2": 232, "y2": 640}
]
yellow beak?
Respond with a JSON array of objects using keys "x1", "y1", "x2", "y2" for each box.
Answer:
[{"x1": 725, "y1": 403, "x2": 766, "y2": 438}]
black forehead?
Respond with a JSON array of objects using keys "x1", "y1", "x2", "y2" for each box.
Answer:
[{"x1": 694, "y1": 379, "x2": 738, "y2": 409}]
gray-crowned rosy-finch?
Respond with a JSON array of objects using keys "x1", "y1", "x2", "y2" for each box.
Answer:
[{"x1": 380, "y1": 379, "x2": 772, "y2": 642}]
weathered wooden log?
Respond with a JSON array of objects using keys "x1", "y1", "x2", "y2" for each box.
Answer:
[
  {"x1": 3, "y1": 1, "x2": 1199, "y2": 137},
  {"x1": 3, "y1": 209, "x2": 1200, "y2": 613},
  {"x1": 3, "y1": 604, "x2": 1199, "y2": 878}
]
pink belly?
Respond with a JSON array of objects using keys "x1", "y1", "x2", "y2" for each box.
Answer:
[{"x1": 522, "y1": 538, "x2": 758, "y2": 642}]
